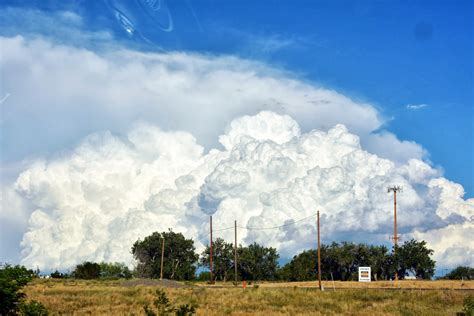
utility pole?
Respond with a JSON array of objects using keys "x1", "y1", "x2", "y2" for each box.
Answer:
[
  {"x1": 234, "y1": 220, "x2": 238, "y2": 283},
  {"x1": 160, "y1": 237, "x2": 165, "y2": 280},
  {"x1": 388, "y1": 186, "x2": 401, "y2": 286},
  {"x1": 210, "y1": 215, "x2": 214, "y2": 284},
  {"x1": 317, "y1": 210, "x2": 322, "y2": 291}
]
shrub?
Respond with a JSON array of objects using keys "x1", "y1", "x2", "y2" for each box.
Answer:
[
  {"x1": 0, "y1": 263, "x2": 36, "y2": 315},
  {"x1": 99, "y1": 262, "x2": 132, "y2": 279},
  {"x1": 143, "y1": 289, "x2": 197, "y2": 315},
  {"x1": 462, "y1": 295, "x2": 473, "y2": 316},
  {"x1": 73, "y1": 262, "x2": 101, "y2": 279},
  {"x1": 50, "y1": 270, "x2": 66, "y2": 279},
  {"x1": 20, "y1": 300, "x2": 49, "y2": 315}
]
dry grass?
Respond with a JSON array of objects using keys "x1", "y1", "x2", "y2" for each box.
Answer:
[
  {"x1": 24, "y1": 279, "x2": 473, "y2": 315},
  {"x1": 258, "y1": 279, "x2": 474, "y2": 290}
]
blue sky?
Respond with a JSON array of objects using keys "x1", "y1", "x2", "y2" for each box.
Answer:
[
  {"x1": 0, "y1": 1, "x2": 473, "y2": 270},
  {"x1": 2, "y1": 0, "x2": 472, "y2": 196}
]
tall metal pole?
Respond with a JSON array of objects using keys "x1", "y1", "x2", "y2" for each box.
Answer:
[
  {"x1": 210, "y1": 215, "x2": 213, "y2": 284},
  {"x1": 317, "y1": 210, "x2": 322, "y2": 290},
  {"x1": 234, "y1": 220, "x2": 238, "y2": 283},
  {"x1": 388, "y1": 186, "x2": 401, "y2": 286},
  {"x1": 393, "y1": 189, "x2": 398, "y2": 284},
  {"x1": 160, "y1": 237, "x2": 165, "y2": 280}
]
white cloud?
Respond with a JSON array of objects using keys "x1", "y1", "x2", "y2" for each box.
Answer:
[
  {"x1": 413, "y1": 222, "x2": 474, "y2": 268},
  {"x1": 1, "y1": 35, "x2": 394, "y2": 163},
  {"x1": 406, "y1": 103, "x2": 429, "y2": 110},
  {"x1": 11, "y1": 112, "x2": 473, "y2": 270},
  {"x1": 1, "y1": 35, "x2": 470, "y2": 270}
]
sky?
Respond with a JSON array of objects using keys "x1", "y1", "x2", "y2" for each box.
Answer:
[{"x1": 0, "y1": 0, "x2": 472, "y2": 273}]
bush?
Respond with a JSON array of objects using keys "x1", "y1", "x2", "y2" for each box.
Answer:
[
  {"x1": 50, "y1": 270, "x2": 66, "y2": 279},
  {"x1": 72, "y1": 262, "x2": 101, "y2": 279},
  {"x1": 0, "y1": 263, "x2": 36, "y2": 315},
  {"x1": 99, "y1": 262, "x2": 132, "y2": 279},
  {"x1": 20, "y1": 300, "x2": 49, "y2": 315},
  {"x1": 462, "y1": 295, "x2": 474, "y2": 316},
  {"x1": 143, "y1": 289, "x2": 197, "y2": 315}
]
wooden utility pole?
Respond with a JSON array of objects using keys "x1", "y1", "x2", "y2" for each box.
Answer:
[
  {"x1": 210, "y1": 215, "x2": 214, "y2": 284},
  {"x1": 388, "y1": 186, "x2": 401, "y2": 286},
  {"x1": 234, "y1": 220, "x2": 238, "y2": 283},
  {"x1": 317, "y1": 210, "x2": 322, "y2": 290},
  {"x1": 160, "y1": 237, "x2": 165, "y2": 280}
]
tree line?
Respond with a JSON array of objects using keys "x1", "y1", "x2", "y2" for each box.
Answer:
[
  {"x1": 23, "y1": 229, "x2": 473, "y2": 282},
  {"x1": 131, "y1": 229, "x2": 437, "y2": 281}
]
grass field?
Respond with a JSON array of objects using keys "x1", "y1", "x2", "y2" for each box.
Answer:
[{"x1": 24, "y1": 279, "x2": 473, "y2": 315}]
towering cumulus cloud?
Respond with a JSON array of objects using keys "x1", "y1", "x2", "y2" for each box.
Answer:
[{"x1": 14, "y1": 112, "x2": 473, "y2": 270}]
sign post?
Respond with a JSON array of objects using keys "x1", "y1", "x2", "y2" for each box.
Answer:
[{"x1": 358, "y1": 267, "x2": 371, "y2": 282}]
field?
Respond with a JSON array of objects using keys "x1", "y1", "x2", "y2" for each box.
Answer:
[{"x1": 24, "y1": 279, "x2": 473, "y2": 315}]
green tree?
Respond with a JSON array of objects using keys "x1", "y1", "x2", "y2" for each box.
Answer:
[
  {"x1": 99, "y1": 262, "x2": 132, "y2": 279},
  {"x1": 280, "y1": 243, "x2": 394, "y2": 282},
  {"x1": 0, "y1": 264, "x2": 47, "y2": 315},
  {"x1": 278, "y1": 249, "x2": 316, "y2": 281},
  {"x1": 238, "y1": 243, "x2": 279, "y2": 281},
  {"x1": 132, "y1": 230, "x2": 199, "y2": 280},
  {"x1": 50, "y1": 270, "x2": 66, "y2": 279},
  {"x1": 397, "y1": 239, "x2": 436, "y2": 279},
  {"x1": 444, "y1": 266, "x2": 474, "y2": 280},
  {"x1": 200, "y1": 238, "x2": 235, "y2": 282},
  {"x1": 73, "y1": 262, "x2": 101, "y2": 279}
]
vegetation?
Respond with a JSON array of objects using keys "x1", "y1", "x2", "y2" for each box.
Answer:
[
  {"x1": 143, "y1": 289, "x2": 197, "y2": 316},
  {"x1": 238, "y1": 243, "x2": 279, "y2": 281},
  {"x1": 22, "y1": 278, "x2": 473, "y2": 315},
  {"x1": 200, "y1": 238, "x2": 234, "y2": 282},
  {"x1": 99, "y1": 262, "x2": 133, "y2": 279},
  {"x1": 72, "y1": 261, "x2": 101, "y2": 279},
  {"x1": 443, "y1": 266, "x2": 474, "y2": 280},
  {"x1": 49, "y1": 270, "x2": 66, "y2": 279},
  {"x1": 463, "y1": 295, "x2": 474, "y2": 316},
  {"x1": 279, "y1": 239, "x2": 435, "y2": 281},
  {"x1": 0, "y1": 263, "x2": 48, "y2": 315},
  {"x1": 395, "y1": 239, "x2": 436, "y2": 279},
  {"x1": 132, "y1": 230, "x2": 199, "y2": 280},
  {"x1": 200, "y1": 240, "x2": 280, "y2": 282}
]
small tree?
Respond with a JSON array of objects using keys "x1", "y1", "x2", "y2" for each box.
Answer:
[
  {"x1": 397, "y1": 239, "x2": 436, "y2": 279},
  {"x1": 132, "y1": 230, "x2": 199, "y2": 280},
  {"x1": 238, "y1": 243, "x2": 279, "y2": 281},
  {"x1": 50, "y1": 270, "x2": 66, "y2": 279},
  {"x1": 99, "y1": 262, "x2": 132, "y2": 279},
  {"x1": 73, "y1": 262, "x2": 101, "y2": 279},
  {"x1": 200, "y1": 238, "x2": 235, "y2": 282},
  {"x1": 0, "y1": 263, "x2": 47, "y2": 315}
]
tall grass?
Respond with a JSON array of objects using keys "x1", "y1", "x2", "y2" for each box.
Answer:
[{"x1": 25, "y1": 279, "x2": 472, "y2": 315}]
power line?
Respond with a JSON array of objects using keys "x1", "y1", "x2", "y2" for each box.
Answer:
[{"x1": 210, "y1": 212, "x2": 317, "y2": 232}]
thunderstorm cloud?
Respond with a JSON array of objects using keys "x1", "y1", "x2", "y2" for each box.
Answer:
[{"x1": 0, "y1": 35, "x2": 472, "y2": 270}]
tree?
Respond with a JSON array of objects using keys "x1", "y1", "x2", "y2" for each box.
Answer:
[
  {"x1": 0, "y1": 263, "x2": 47, "y2": 315},
  {"x1": 443, "y1": 266, "x2": 474, "y2": 280},
  {"x1": 73, "y1": 262, "x2": 101, "y2": 279},
  {"x1": 50, "y1": 270, "x2": 66, "y2": 279},
  {"x1": 99, "y1": 262, "x2": 132, "y2": 279},
  {"x1": 132, "y1": 230, "x2": 199, "y2": 280},
  {"x1": 237, "y1": 243, "x2": 279, "y2": 281},
  {"x1": 280, "y1": 243, "x2": 395, "y2": 282},
  {"x1": 278, "y1": 249, "x2": 316, "y2": 281},
  {"x1": 397, "y1": 239, "x2": 436, "y2": 279},
  {"x1": 200, "y1": 238, "x2": 235, "y2": 282}
]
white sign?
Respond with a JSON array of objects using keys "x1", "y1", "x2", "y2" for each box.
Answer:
[{"x1": 358, "y1": 267, "x2": 371, "y2": 282}]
